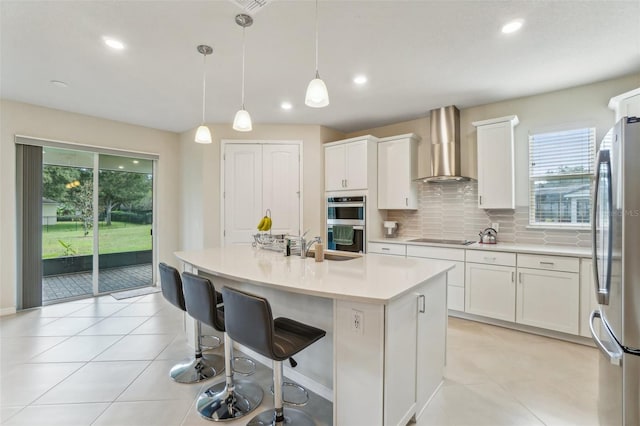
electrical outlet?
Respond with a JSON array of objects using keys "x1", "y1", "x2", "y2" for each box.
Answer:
[
  {"x1": 351, "y1": 309, "x2": 364, "y2": 335},
  {"x1": 492, "y1": 222, "x2": 500, "y2": 232}
]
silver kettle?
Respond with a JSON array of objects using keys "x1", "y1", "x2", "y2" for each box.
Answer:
[{"x1": 479, "y1": 227, "x2": 497, "y2": 244}]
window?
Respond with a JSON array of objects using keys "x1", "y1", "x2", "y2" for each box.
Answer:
[{"x1": 529, "y1": 127, "x2": 595, "y2": 227}]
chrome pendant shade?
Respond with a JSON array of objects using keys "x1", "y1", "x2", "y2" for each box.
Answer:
[
  {"x1": 233, "y1": 14, "x2": 253, "y2": 132},
  {"x1": 305, "y1": 0, "x2": 329, "y2": 108},
  {"x1": 195, "y1": 44, "x2": 213, "y2": 144}
]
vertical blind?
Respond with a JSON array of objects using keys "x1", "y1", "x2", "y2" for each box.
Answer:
[{"x1": 528, "y1": 127, "x2": 596, "y2": 226}]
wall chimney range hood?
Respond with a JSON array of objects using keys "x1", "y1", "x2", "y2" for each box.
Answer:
[{"x1": 418, "y1": 105, "x2": 471, "y2": 182}]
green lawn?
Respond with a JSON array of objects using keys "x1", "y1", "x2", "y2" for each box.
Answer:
[{"x1": 43, "y1": 221, "x2": 152, "y2": 259}]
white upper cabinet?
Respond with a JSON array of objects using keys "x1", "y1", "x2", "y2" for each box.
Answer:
[
  {"x1": 472, "y1": 115, "x2": 519, "y2": 209},
  {"x1": 609, "y1": 88, "x2": 640, "y2": 122},
  {"x1": 377, "y1": 133, "x2": 420, "y2": 210},
  {"x1": 324, "y1": 136, "x2": 378, "y2": 191}
]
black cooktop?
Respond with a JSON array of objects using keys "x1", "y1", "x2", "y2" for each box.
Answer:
[{"x1": 407, "y1": 238, "x2": 475, "y2": 246}]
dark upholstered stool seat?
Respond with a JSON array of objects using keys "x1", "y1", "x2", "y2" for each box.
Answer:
[
  {"x1": 182, "y1": 273, "x2": 263, "y2": 422},
  {"x1": 221, "y1": 287, "x2": 326, "y2": 426},
  {"x1": 158, "y1": 263, "x2": 223, "y2": 383}
]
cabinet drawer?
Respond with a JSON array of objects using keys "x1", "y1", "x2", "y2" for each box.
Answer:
[
  {"x1": 517, "y1": 254, "x2": 579, "y2": 273},
  {"x1": 466, "y1": 250, "x2": 516, "y2": 267},
  {"x1": 406, "y1": 245, "x2": 465, "y2": 262},
  {"x1": 368, "y1": 242, "x2": 406, "y2": 256}
]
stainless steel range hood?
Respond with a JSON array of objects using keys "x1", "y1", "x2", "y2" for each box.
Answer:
[{"x1": 418, "y1": 105, "x2": 470, "y2": 182}]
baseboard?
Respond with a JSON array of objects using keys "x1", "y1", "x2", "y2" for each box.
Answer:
[
  {"x1": 448, "y1": 311, "x2": 595, "y2": 347},
  {"x1": 0, "y1": 307, "x2": 17, "y2": 316},
  {"x1": 414, "y1": 379, "x2": 444, "y2": 422},
  {"x1": 234, "y1": 342, "x2": 334, "y2": 402}
]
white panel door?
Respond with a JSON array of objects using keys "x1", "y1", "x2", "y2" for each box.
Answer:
[
  {"x1": 465, "y1": 262, "x2": 516, "y2": 321},
  {"x1": 224, "y1": 144, "x2": 263, "y2": 245},
  {"x1": 345, "y1": 140, "x2": 368, "y2": 190},
  {"x1": 516, "y1": 268, "x2": 580, "y2": 334},
  {"x1": 477, "y1": 122, "x2": 514, "y2": 209},
  {"x1": 324, "y1": 144, "x2": 345, "y2": 191},
  {"x1": 262, "y1": 144, "x2": 300, "y2": 236}
]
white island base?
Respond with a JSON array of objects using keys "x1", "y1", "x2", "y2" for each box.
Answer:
[{"x1": 176, "y1": 247, "x2": 450, "y2": 426}]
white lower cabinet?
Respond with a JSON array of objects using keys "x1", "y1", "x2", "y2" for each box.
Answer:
[
  {"x1": 465, "y1": 262, "x2": 516, "y2": 322},
  {"x1": 516, "y1": 268, "x2": 580, "y2": 334},
  {"x1": 407, "y1": 245, "x2": 465, "y2": 312},
  {"x1": 384, "y1": 272, "x2": 447, "y2": 425},
  {"x1": 515, "y1": 254, "x2": 580, "y2": 335},
  {"x1": 336, "y1": 272, "x2": 447, "y2": 426}
]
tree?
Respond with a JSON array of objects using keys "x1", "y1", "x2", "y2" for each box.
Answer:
[{"x1": 98, "y1": 171, "x2": 151, "y2": 225}]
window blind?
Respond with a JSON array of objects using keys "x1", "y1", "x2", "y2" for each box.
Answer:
[{"x1": 529, "y1": 127, "x2": 595, "y2": 227}]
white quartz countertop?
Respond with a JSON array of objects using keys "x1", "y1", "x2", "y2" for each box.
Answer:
[
  {"x1": 369, "y1": 237, "x2": 592, "y2": 258},
  {"x1": 175, "y1": 246, "x2": 454, "y2": 303}
]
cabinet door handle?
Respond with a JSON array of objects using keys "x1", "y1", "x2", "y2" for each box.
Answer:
[
  {"x1": 484, "y1": 256, "x2": 497, "y2": 262},
  {"x1": 405, "y1": 197, "x2": 408, "y2": 206},
  {"x1": 511, "y1": 271, "x2": 515, "y2": 283},
  {"x1": 342, "y1": 179, "x2": 345, "y2": 188},
  {"x1": 479, "y1": 195, "x2": 482, "y2": 205},
  {"x1": 519, "y1": 272, "x2": 523, "y2": 283},
  {"x1": 418, "y1": 294, "x2": 426, "y2": 313},
  {"x1": 539, "y1": 261, "x2": 555, "y2": 266},
  {"x1": 381, "y1": 247, "x2": 390, "y2": 251}
]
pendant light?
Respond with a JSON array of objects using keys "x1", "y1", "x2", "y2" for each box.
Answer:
[
  {"x1": 233, "y1": 14, "x2": 253, "y2": 132},
  {"x1": 195, "y1": 45, "x2": 213, "y2": 144},
  {"x1": 305, "y1": 0, "x2": 329, "y2": 108}
]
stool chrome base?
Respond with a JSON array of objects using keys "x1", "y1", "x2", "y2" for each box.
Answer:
[
  {"x1": 247, "y1": 408, "x2": 315, "y2": 426},
  {"x1": 170, "y1": 354, "x2": 225, "y2": 384},
  {"x1": 196, "y1": 380, "x2": 263, "y2": 421}
]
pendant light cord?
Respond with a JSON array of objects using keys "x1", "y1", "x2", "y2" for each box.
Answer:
[
  {"x1": 241, "y1": 26, "x2": 246, "y2": 109},
  {"x1": 314, "y1": 0, "x2": 319, "y2": 76},
  {"x1": 201, "y1": 53, "x2": 207, "y2": 124}
]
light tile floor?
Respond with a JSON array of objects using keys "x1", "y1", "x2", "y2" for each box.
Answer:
[{"x1": 0, "y1": 293, "x2": 600, "y2": 426}]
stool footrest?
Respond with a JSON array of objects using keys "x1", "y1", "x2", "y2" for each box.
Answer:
[{"x1": 269, "y1": 382, "x2": 310, "y2": 407}]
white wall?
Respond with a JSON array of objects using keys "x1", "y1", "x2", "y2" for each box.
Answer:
[
  {"x1": 178, "y1": 124, "x2": 344, "y2": 251},
  {"x1": 0, "y1": 100, "x2": 180, "y2": 314}
]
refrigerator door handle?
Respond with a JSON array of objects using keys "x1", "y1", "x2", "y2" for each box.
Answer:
[
  {"x1": 591, "y1": 149, "x2": 613, "y2": 305},
  {"x1": 590, "y1": 310, "x2": 623, "y2": 366}
]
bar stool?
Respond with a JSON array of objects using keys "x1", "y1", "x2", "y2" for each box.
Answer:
[
  {"x1": 221, "y1": 286, "x2": 326, "y2": 426},
  {"x1": 158, "y1": 263, "x2": 224, "y2": 383},
  {"x1": 181, "y1": 273, "x2": 263, "y2": 421}
]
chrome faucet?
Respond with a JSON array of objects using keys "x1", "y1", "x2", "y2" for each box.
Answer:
[{"x1": 299, "y1": 231, "x2": 322, "y2": 259}]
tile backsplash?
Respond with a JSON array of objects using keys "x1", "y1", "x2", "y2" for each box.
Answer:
[{"x1": 386, "y1": 181, "x2": 591, "y2": 247}]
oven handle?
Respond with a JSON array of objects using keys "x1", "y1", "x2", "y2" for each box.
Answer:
[
  {"x1": 327, "y1": 203, "x2": 365, "y2": 208},
  {"x1": 328, "y1": 225, "x2": 364, "y2": 230}
]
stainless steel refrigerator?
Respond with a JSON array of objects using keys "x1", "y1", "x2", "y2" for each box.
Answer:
[{"x1": 591, "y1": 116, "x2": 640, "y2": 425}]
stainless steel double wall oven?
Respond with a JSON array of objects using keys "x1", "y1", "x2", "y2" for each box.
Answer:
[{"x1": 326, "y1": 196, "x2": 365, "y2": 253}]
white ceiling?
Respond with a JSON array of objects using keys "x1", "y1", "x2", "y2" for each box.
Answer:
[{"x1": 2, "y1": 1, "x2": 639, "y2": 134}]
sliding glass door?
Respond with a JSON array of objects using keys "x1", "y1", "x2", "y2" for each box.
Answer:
[
  {"x1": 42, "y1": 147, "x2": 95, "y2": 302},
  {"x1": 97, "y1": 155, "x2": 153, "y2": 294},
  {"x1": 39, "y1": 146, "x2": 154, "y2": 304}
]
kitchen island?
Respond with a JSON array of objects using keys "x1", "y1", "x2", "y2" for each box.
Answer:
[{"x1": 175, "y1": 246, "x2": 453, "y2": 426}]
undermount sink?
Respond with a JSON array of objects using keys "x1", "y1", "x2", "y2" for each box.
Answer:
[
  {"x1": 308, "y1": 249, "x2": 362, "y2": 261},
  {"x1": 323, "y1": 253, "x2": 360, "y2": 261}
]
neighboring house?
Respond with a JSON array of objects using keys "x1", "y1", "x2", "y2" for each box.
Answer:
[{"x1": 42, "y1": 198, "x2": 58, "y2": 225}]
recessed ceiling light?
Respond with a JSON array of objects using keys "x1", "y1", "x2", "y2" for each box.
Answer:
[
  {"x1": 281, "y1": 101, "x2": 293, "y2": 110},
  {"x1": 118, "y1": 165, "x2": 124, "y2": 169},
  {"x1": 103, "y1": 37, "x2": 125, "y2": 50},
  {"x1": 132, "y1": 160, "x2": 139, "y2": 164},
  {"x1": 501, "y1": 19, "x2": 524, "y2": 34},
  {"x1": 353, "y1": 75, "x2": 368, "y2": 85},
  {"x1": 50, "y1": 80, "x2": 68, "y2": 88}
]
